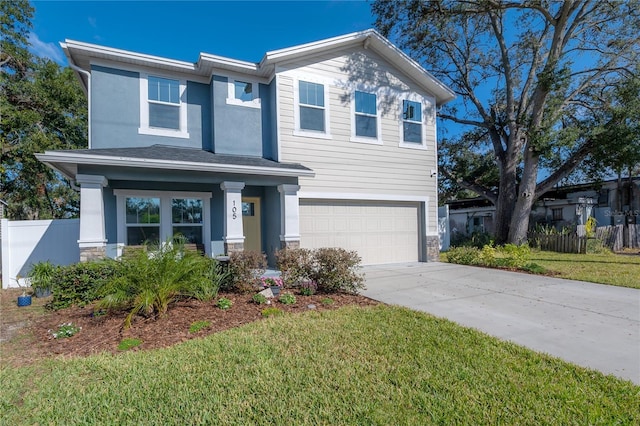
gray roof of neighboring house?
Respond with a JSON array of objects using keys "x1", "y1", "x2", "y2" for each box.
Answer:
[{"x1": 63, "y1": 145, "x2": 312, "y2": 172}]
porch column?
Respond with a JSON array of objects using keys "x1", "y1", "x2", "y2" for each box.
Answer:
[
  {"x1": 220, "y1": 181, "x2": 245, "y2": 253},
  {"x1": 278, "y1": 184, "x2": 301, "y2": 249},
  {"x1": 76, "y1": 174, "x2": 108, "y2": 262}
]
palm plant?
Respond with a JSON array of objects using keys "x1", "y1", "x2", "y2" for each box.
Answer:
[{"x1": 98, "y1": 236, "x2": 224, "y2": 328}]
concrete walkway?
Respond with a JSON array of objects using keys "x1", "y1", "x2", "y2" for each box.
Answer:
[{"x1": 361, "y1": 262, "x2": 640, "y2": 384}]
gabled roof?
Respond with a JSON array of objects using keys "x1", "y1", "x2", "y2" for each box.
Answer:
[
  {"x1": 61, "y1": 29, "x2": 455, "y2": 106},
  {"x1": 36, "y1": 145, "x2": 314, "y2": 181}
]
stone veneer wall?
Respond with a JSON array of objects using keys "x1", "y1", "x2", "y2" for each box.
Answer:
[
  {"x1": 224, "y1": 242, "x2": 244, "y2": 254},
  {"x1": 426, "y1": 235, "x2": 440, "y2": 262},
  {"x1": 80, "y1": 246, "x2": 106, "y2": 262}
]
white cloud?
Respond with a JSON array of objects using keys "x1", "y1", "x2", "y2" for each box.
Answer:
[{"x1": 28, "y1": 32, "x2": 65, "y2": 64}]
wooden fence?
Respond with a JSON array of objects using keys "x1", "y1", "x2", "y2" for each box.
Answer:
[
  {"x1": 530, "y1": 224, "x2": 639, "y2": 254},
  {"x1": 528, "y1": 233, "x2": 587, "y2": 254}
]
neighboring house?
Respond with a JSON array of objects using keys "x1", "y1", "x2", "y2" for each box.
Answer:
[
  {"x1": 36, "y1": 30, "x2": 455, "y2": 265},
  {"x1": 446, "y1": 177, "x2": 640, "y2": 239}
]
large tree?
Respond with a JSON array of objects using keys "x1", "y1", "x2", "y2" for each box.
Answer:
[
  {"x1": 372, "y1": 0, "x2": 640, "y2": 243},
  {"x1": 1, "y1": 0, "x2": 87, "y2": 219}
]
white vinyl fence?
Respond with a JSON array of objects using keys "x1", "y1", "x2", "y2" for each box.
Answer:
[{"x1": 1, "y1": 219, "x2": 80, "y2": 289}]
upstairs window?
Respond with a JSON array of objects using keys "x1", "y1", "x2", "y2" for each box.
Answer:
[
  {"x1": 402, "y1": 100, "x2": 422, "y2": 143},
  {"x1": 299, "y1": 81, "x2": 325, "y2": 132},
  {"x1": 139, "y1": 73, "x2": 189, "y2": 138},
  {"x1": 148, "y1": 76, "x2": 180, "y2": 130},
  {"x1": 354, "y1": 91, "x2": 377, "y2": 139},
  {"x1": 227, "y1": 78, "x2": 260, "y2": 108},
  {"x1": 233, "y1": 81, "x2": 254, "y2": 102}
]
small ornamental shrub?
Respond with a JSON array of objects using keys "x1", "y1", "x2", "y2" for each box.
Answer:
[
  {"x1": 261, "y1": 307, "x2": 283, "y2": 317},
  {"x1": 118, "y1": 338, "x2": 142, "y2": 351},
  {"x1": 279, "y1": 293, "x2": 296, "y2": 305},
  {"x1": 275, "y1": 248, "x2": 314, "y2": 287},
  {"x1": 226, "y1": 251, "x2": 267, "y2": 292},
  {"x1": 252, "y1": 293, "x2": 268, "y2": 305},
  {"x1": 311, "y1": 248, "x2": 365, "y2": 294},
  {"x1": 28, "y1": 261, "x2": 58, "y2": 294},
  {"x1": 446, "y1": 246, "x2": 482, "y2": 265},
  {"x1": 321, "y1": 297, "x2": 334, "y2": 306},
  {"x1": 216, "y1": 297, "x2": 233, "y2": 310},
  {"x1": 49, "y1": 322, "x2": 81, "y2": 339},
  {"x1": 47, "y1": 260, "x2": 123, "y2": 310},
  {"x1": 299, "y1": 280, "x2": 317, "y2": 296},
  {"x1": 189, "y1": 320, "x2": 211, "y2": 333},
  {"x1": 98, "y1": 236, "x2": 221, "y2": 328}
]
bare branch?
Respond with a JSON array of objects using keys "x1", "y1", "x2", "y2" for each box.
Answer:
[{"x1": 440, "y1": 167, "x2": 498, "y2": 204}]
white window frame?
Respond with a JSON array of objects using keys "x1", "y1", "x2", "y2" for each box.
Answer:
[
  {"x1": 350, "y1": 89, "x2": 382, "y2": 145},
  {"x1": 398, "y1": 95, "x2": 428, "y2": 150},
  {"x1": 138, "y1": 72, "x2": 189, "y2": 139},
  {"x1": 114, "y1": 190, "x2": 212, "y2": 254},
  {"x1": 226, "y1": 77, "x2": 261, "y2": 108},
  {"x1": 293, "y1": 75, "x2": 332, "y2": 140}
]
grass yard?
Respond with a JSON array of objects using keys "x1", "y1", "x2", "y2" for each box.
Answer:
[
  {"x1": 1, "y1": 306, "x2": 637, "y2": 425},
  {"x1": 530, "y1": 250, "x2": 640, "y2": 289}
]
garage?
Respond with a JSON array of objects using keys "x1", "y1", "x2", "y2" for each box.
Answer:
[{"x1": 299, "y1": 200, "x2": 420, "y2": 264}]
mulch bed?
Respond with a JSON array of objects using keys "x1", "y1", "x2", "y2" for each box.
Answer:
[{"x1": 2, "y1": 291, "x2": 378, "y2": 366}]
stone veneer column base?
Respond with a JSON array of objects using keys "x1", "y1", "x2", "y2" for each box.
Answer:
[
  {"x1": 280, "y1": 240, "x2": 300, "y2": 249},
  {"x1": 224, "y1": 242, "x2": 244, "y2": 254},
  {"x1": 80, "y1": 246, "x2": 106, "y2": 262},
  {"x1": 425, "y1": 236, "x2": 440, "y2": 262}
]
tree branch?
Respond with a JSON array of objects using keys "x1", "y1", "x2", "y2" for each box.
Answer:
[
  {"x1": 440, "y1": 167, "x2": 498, "y2": 205},
  {"x1": 534, "y1": 142, "x2": 593, "y2": 199}
]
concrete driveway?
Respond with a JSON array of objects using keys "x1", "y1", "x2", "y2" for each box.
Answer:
[{"x1": 361, "y1": 262, "x2": 640, "y2": 384}]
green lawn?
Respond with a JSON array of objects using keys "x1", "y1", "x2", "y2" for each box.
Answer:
[
  {"x1": 530, "y1": 250, "x2": 640, "y2": 289},
  {"x1": 2, "y1": 306, "x2": 637, "y2": 425}
]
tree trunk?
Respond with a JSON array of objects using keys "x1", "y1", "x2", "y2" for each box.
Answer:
[
  {"x1": 493, "y1": 163, "x2": 518, "y2": 244},
  {"x1": 509, "y1": 148, "x2": 540, "y2": 244}
]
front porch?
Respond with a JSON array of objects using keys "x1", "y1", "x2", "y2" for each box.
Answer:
[{"x1": 36, "y1": 145, "x2": 314, "y2": 265}]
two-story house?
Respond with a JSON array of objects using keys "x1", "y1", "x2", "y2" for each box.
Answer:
[{"x1": 37, "y1": 30, "x2": 455, "y2": 265}]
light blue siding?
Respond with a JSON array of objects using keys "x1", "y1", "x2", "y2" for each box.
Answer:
[
  {"x1": 91, "y1": 65, "x2": 210, "y2": 150},
  {"x1": 211, "y1": 75, "x2": 262, "y2": 156}
]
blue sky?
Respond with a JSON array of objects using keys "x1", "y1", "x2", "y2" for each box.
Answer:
[{"x1": 30, "y1": 1, "x2": 375, "y2": 65}]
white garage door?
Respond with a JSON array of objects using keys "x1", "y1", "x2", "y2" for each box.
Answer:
[{"x1": 299, "y1": 200, "x2": 420, "y2": 264}]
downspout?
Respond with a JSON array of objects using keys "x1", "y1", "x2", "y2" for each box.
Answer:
[{"x1": 66, "y1": 58, "x2": 91, "y2": 149}]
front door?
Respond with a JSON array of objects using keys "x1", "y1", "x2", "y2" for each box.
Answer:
[{"x1": 242, "y1": 197, "x2": 261, "y2": 252}]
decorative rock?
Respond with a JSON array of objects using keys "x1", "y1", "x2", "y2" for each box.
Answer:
[
  {"x1": 307, "y1": 304, "x2": 316, "y2": 310},
  {"x1": 258, "y1": 288, "x2": 275, "y2": 298}
]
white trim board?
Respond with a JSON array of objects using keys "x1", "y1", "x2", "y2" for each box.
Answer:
[{"x1": 299, "y1": 192, "x2": 429, "y2": 203}]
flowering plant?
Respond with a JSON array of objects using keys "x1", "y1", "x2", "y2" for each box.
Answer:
[
  {"x1": 300, "y1": 280, "x2": 318, "y2": 296},
  {"x1": 49, "y1": 322, "x2": 81, "y2": 339},
  {"x1": 261, "y1": 277, "x2": 283, "y2": 288}
]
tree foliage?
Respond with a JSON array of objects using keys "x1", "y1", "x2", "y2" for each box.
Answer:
[
  {"x1": 372, "y1": 0, "x2": 640, "y2": 243},
  {"x1": 1, "y1": 0, "x2": 87, "y2": 219}
]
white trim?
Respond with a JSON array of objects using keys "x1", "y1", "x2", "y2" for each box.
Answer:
[
  {"x1": 350, "y1": 89, "x2": 383, "y2": 145},
  {"x1": 38, "y1": 151, "x2": 315, "y2": 178},
  {"x1": 275, "y1": 75, "x2": 282, "y2": 162},
  {"x1": 398, "y1": 95, "x2": 429, "y2": 150},
  {"x1": 299, "y1": 191, "x2": 429, "y2": 204},
  {"x1": 138, "y1": 72, "x2": 190, "y2": 139},
  {"x1": 291, "y1": 73, "x2": 332, "y2": 139},
  {"x1": 114, "y1": 190, "x2": 212, "y2": 255},
  {"x1": 90, "y1": 59, "x2": 211, "y2": 85},
  {"x1": 226, "y1": 77, "x2": 261, "y2": 109}
]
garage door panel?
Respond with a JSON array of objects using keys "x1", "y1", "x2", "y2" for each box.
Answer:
[{"x1": 300, "y1": 200, "x2": 419, "y2": 264}]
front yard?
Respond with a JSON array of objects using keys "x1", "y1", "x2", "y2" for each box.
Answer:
[
  {"x1": 1, "y1": 305, "x2": 637, "y2": 424},
  {"x1": 529, "y1": 250, "x2": 640, "y2": 289}
]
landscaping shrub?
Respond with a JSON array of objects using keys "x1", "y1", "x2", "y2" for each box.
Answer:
[
  {"x1": 226, "y1": 250, "x2": 267, "y2": 292},
  {"x1": 216, "y1": 298, "x2": 233, "y2": 310},
  {"x1": 275, "y1": 248, "x2": 314, "y2": 287},
  {"x1": 183, "y1": 258, "x2": 228, "y2": 302},
  {"x1": 97, "y1": 237, "x2": 221, "y2": 327},
  {"x1": 47, "y1": 260, "x2": 123, "y2": 310},
  {"x1": 278, "y1": 293, "x2": 296, "y2": 305},
  {"x1": 311, "y1": 247, "x2": 365, "y2": 294},
  {"x1": 446, "y1": 246, "x2": 482, "y2": 265},
  {"x1": 447, "y1": 244, "x2": 533, "y2": 270}
]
